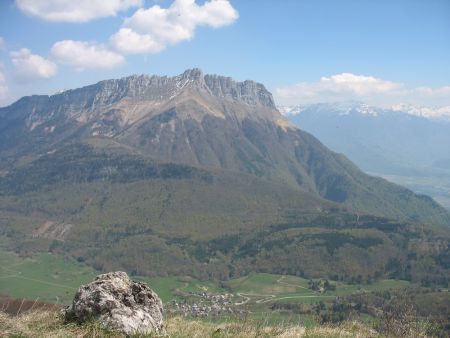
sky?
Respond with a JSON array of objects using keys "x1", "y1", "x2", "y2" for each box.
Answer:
[{"x1": 0, "y1": 0, "x2": 449, "y2": 108}]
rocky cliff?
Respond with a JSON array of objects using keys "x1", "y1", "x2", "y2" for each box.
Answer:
[{"x1": 0, "y1": 69, "x2": 449, "y2": 225}]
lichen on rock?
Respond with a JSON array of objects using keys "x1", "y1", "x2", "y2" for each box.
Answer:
[{"x1": 64, "y1": 271, "x2": 165, "y2": 335}]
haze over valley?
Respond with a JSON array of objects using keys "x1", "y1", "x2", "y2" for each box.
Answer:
[{"x1": 281, "y1": 101, "x2": 450, "y2": 210}]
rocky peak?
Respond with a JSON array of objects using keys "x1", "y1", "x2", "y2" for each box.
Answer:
[
  {"x1": 180, "y1": 68, "x2": 204, "y2": 82},
  {"x1": 204, "y1": 74, "x2": 275, "y2": 109},
  {"x1": 0, "y1": 69, "x2": 277, "y2": 123},
  {"x1": 69, "y1": 68, "x2": 276, "y2": 109}
]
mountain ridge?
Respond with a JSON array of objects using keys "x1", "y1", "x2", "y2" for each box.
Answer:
[
  {"x1": 279, "y1": 101, "x2": 450, "y2": 121},
  {"x1": 282, "y1": 101, "x2": 450, "y2": 210},
  {"x1": 1, "y1": 69, "x2": 450, "y2": 284},
  {"x1": 282, "y1": 102, "x2": 450, "y2": 171},
  {"x1": 0, "y1": 70, "x2": 449, "y2": 225},
  {"x1": 3, "y1": 68, "x2": 278, "y2": 118}
]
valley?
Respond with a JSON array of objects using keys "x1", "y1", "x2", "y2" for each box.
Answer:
[
  {"x1": 0, "y1": 246, "x2": 418, "y2": 319},
  {"x1": 2, "y1": 1, "x2": 450, "y2": 336},
  {"x1": 283, "y1": 102, "x2": 450, "y2": 212},
  {"x1": 0, "y1": 70, "x2": 449, "y2": 334},
  {"x1": 2, "y1": 245, "x2": 448, "y2": 331},
  {"x1": 374, "y1": 172, "x2": 450, "y2": 211}
]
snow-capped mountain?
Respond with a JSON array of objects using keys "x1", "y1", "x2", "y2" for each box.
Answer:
[
  {"x1": 391, "y1": 103, "x2": 450, "y2": 120},
  {"x1": 279, "y1": 101, "x2": 450, "y2": 173},
  {"x1": 280, "y1": 101, "x2": 450, "y2": 209},
  {"x1": 279, "y1": 101, "x2": 450, "y2": 121},
  {"x1": 278, "y1": 101, "x2": 380, "y2": 116}
]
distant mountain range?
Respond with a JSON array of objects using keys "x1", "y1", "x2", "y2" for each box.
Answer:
[
  {"x1": 279, "y1": 102, "x2": 450, "y2": 122},
  {"x1": 1, "y1": 70, "x2": 449, "y2": 284},
  {"x1": 390, "y1": 103, "x2": 450, "y2": 121},
  {"x1": 281, "y1": 101, "x2": 450, "y2": 209},
  {"x1": 280, "y1": 101, "x2": 450, "y2": 172}
]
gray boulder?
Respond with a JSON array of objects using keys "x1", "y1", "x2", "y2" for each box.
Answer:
[{"x1": 64, "y1": 271, "x2": 165, "y2": 335}]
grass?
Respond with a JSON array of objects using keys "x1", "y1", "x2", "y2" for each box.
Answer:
[
  {"x1": 0, "y1": 310, "x2": 386, "y2": 338},
  {"x1": 0, "y1": 251, "x2": 439, "y2": 336},
  {"x1": 0, "y1": 247, "x2": 412, "y2": 311},
  {"x1": 222, "y1": 272, "x2": 411, "y2": 306},
  {"x1": 0, "y1": 250, "x2": 96, "y2": 304},
  {"x1": 0, "y1": 247, "x2": 223, "y2": 305}
]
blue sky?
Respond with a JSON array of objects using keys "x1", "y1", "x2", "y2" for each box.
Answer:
[{"x1": 0, "y1": 0, "x2": 449, "y2": 108}]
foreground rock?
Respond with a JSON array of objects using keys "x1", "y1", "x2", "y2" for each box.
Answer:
[{"x1": 64, "y1": 271, "x2": 165, "y2": 335}]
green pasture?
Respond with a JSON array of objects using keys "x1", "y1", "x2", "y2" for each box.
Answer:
[{"x1": 0, "y1": 249, "x2": 413, "y2": 312}]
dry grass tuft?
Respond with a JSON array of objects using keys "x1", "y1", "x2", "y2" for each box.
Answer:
[
  {"x1": 0, "y1": 310, "x2": 121, "y2": 338},
  {"x1": 0, "y1": 310, "x2": 398, "y2": 338}
]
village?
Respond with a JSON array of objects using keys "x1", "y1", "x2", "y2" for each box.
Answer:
[{"x1": 169, "y1": 292, "x2": 247, "y2": 318}]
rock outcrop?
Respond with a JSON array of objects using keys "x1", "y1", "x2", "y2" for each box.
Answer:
[
  {"x1": 64, "y1": 271, "x2": 165, "y2": 335},
  {"x1": 1, "y1": 69, "x2": 449, "y2": 227}
]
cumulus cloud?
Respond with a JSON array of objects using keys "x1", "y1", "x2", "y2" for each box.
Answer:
[
  {"x1": 276, "y1": 73, "x2": 450, "y2": 107},
  {"x1": 111, "y1": 28, "x2": 164, "y2": 54},
  {"x1": 10, "y1": 48, "x2": 58, "y2": 81},
  {"x1": 111, "y1": 0, "x2": 239, "y2": 54},
  {"x1": 320, "y1": 73, "x2": 404, "y2": 95},
  {"x1": 15, "y1": 0, "x2": 142, "y2": 23},
  {"x1": 51, "y1": 40, "x2": 125, "y2": 71},
  {"x1": 276, "y1": 73, "x2": 406, "y2": 105}
]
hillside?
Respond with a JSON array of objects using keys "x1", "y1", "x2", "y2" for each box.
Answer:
[
  {"x1": 282, "y1": 102, "x2": 450, "y2": 209},
  {"x1": 0, "y1": 70, "x2": 450, "y2": 285},
  {"x1": 281, "y1": 102, "x2": 450, "y2": 174},
  {"x1": 0, "y1": 69, "x2": 449, "y2": 225},
  {"x1": 1, "y1": 252, "x2": 446, "y2": 336}
]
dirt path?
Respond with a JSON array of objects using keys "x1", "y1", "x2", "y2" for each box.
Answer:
[
  {"x1": 258, "y1": 294, "x2": 334, "y2": 304},
  {"x1": 233, "y1": 275, "x2": 326, "y2": 306},
  {"x1": 234, "y1": 293, "x2": 275, "y2": 305},
  {"x1": 234, "y1": 293, "x2": 251, "y2": 306},
  {"x1": 235, "y1": 291, "x2": 334, "y2": 305}
]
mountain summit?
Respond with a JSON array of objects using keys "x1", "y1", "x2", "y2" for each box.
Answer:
[
  {"x1": 1, "y1": 69, "x2": 450, "y2": 282},
  {"x1": 0, "y1": 70, "x2": 449, "y2": 226}
]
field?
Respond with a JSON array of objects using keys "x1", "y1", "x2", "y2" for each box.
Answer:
[
  {"x1": 0, "y1": 249, "x2": 96, "y2": 304},
  {"x1": 0, "y1": 248, "x2": 411, "y2": 312},
  {"x1": 221, "y1": 273, "x2": 410, "y2": 306}
]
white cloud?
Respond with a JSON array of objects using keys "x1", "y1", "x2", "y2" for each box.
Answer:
[
  {"x1": 276, "y1": 73, "x2": 406, "y2": 105},
  {"x1": 320, "y1": 73, "x2": 404, "y2": 95},
  {"x1": 111, "y1": 0, "x2": 238, "y2": 54},
  {"x1": 111, "y1": 28, "x2": 165, "y2": 54},
  {"x1": 51, "y1": 40, "x2": 125, "y2": 71},
  {"x1": 276, "y1": 73, "x2": 450, "y2": 107},
  {"x1": 10, "y1": 48, "x2": 58, "y2": 81},
  {"x1": 0, "y1": 37, "x2": 5, "y2": 50},
  {"x1": 15, "y1": 0, "x2": 142, "y2": 23}
]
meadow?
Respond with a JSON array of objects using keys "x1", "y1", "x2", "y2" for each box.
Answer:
[{"x1": 0, "y1": 248, "x2": 410, "y2": 310}]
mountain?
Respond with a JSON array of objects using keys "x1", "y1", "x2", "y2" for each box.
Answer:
[
  {"x1": 1, "y1": 70, "x2": 447, "y2": 223},
  {"x1": 280, "y1": 101, "x2": 450, "y2": 173},
  {"x1": 1, "y1": 70, "x2": 450, "y2": 284},
  {"x1": 391, "y1": 103, "x2": 450, "y2": 121},
  {"x1": 281, "y1": 101, "x2": 450, "y2": 209}
]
